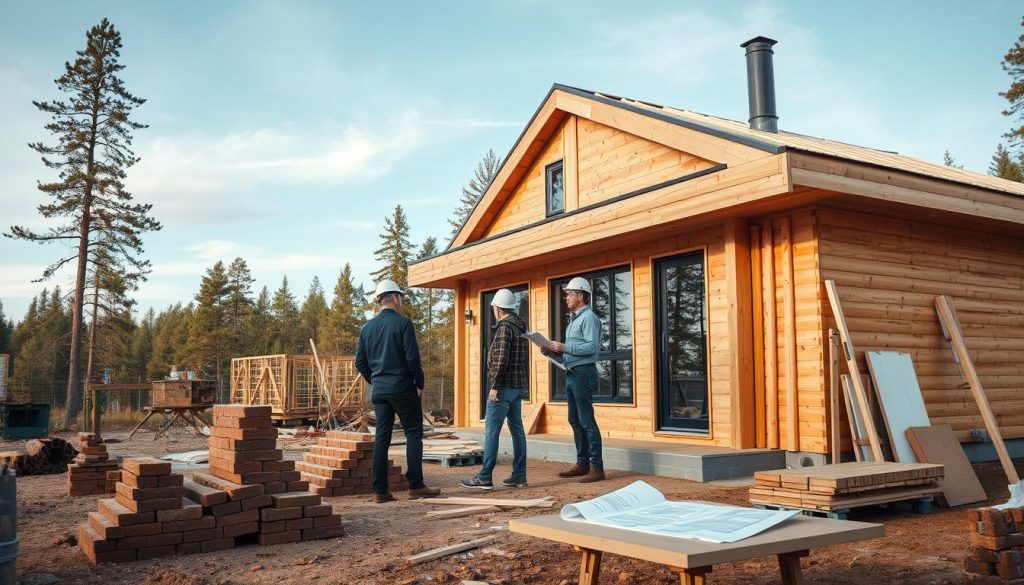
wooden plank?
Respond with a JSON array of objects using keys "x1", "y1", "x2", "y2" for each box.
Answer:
[
  {"x1": 524, "y1": 401, "x2": 545, "y2": 435},
  {"x1": 406, "y1": 536, "x2": 497, "y2": 564},
  {"x1": 840, "y1": 376, "x2": 868, "y2": 462},
  {"x1": 564, "y1": 115, "x2": 579, "y2": 212},
  {"x1": 426, "y1": 505, "x2": 503, "y2": 519},
  {"x1": 865, "y1": 351, "x2": 930, "y2": 464},
  {"x1": 779, "y1": 217, "x2": 799, "y2": 450},
  {"x1": 422, "y1": 496, "x2": 557, "y2": 508},
  {"x1": 824, "y1": 280, "x2": 885, "y2": 462},
  {"x1": 454, "y1": 280, "x2": 469, "y2": 427},
  {"x1": 828, "y1": 330, "x2": 841, "y2": 463},
  {"x1": 761, "y1": 222, "x2": 779, "y2": 449},
  {"x1": 750, "y1": 225, "x2": 766, "y2": 449},
  {"x1": 725, "y1": 218, "x2": 755, "y2": 448},
  {"x1": 935, "y1": 295, "x2": 1020, "y2": 484},
  {"x1": 905, "y1": 425, "x2": 986, "y2": 507}
]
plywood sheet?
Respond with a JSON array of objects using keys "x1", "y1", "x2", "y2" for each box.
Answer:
[
  {"x1": 866, "y1": 351, "x2": 931, "y2": 463},
  {"x1": 906, "y1": 425, "x2": 987, "y2": 507}
]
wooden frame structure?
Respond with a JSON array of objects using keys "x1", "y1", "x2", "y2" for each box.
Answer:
[
  {"x1": 409, "y1": 84, "x2": 1024, "y2": 456},
  {"x1": 230, "y1": 354, "x2": 365, "y2": 421}
]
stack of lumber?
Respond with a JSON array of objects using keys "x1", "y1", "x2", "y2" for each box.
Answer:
[
  {"x1": 749, "y1": 462, "x2": 944, "y2": 512},
  {"x1": 76, "y1": 405, "x2": 344, "y2": 565},
  {"x1": 422, "y1": 496, "x2": 556, "y2": 520},
  {"x1": 297, "y1": 431, "x2": 407, "y2": 497},
  {"x1": 0, "y1": 437, "x2": 78, "y2": 475},
  {"x1": 391, "y1": 436, "x2": 484, "y2": 467},
  {"x1": 964, "y1": 507, "x2": 1024, "y2": 583},
  {"x1": 67, "y1": 433, "x2": 119, "y2": 496}
]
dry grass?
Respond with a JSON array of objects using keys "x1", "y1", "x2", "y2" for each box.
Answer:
[{"x1": 48, "y1": 406, "x2": 149, "y2": 431}]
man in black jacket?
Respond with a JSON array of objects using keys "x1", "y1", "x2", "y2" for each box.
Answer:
[{"x1": 355, "y1": 279, "x2": 441, "y2": 503}]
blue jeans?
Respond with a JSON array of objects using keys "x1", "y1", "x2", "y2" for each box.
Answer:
[
  {"x1": 372, "y1": 392, "x2": 424, "y2": 494},
  {"x1": 566, "y1": 364, "x2": 603, "y2": 469},
  {"x1": 478, "y1": 387, "x2": 527, "y2": 482}
]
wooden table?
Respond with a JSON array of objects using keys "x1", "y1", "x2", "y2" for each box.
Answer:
[
  {"x1": 509, "y1": 513, "x2": 884, "y2": 584},
  {"x1": 126, "y1": 406, "x2": 211, "y2": 440}
]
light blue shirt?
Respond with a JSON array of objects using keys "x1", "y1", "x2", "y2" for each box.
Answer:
[{"x1": 562, "y1": 304, "x2": 601, "y2": 368}]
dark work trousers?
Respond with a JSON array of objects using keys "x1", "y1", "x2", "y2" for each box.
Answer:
[{"x1": 372, "y1": 391, "x2": 425, "y2": 494}]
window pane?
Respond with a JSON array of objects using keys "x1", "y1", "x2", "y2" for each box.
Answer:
[
  {"x1": 595, "y1": 360, "x2": 612, "y2": 397},
  {"x1": 614, "y1": 272, "x2": 632, "y2": 351},
  {"x1": 591, "y1": 275, "x2": 611, "y2": 351},
  {"x1": 615, "y1": 360, "x2": 633, "y2": 399},
  {"x1": 547, "y1": 164, "x2": 564, "y2": 215}
]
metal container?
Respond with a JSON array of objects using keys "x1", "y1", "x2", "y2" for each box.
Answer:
[{"x1": 0, "y1": 467, "x2": 18, "y2": 585}]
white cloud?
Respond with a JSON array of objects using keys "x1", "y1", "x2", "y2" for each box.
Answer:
[{"x1": 425, "y1": 117, "x2": 521, "y2": 129}]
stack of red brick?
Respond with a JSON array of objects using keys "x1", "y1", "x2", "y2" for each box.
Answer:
[
  {"x1": 965, "y1": 506, "x2": 1024, "y2": 583},
  {"x1": 78, "y1": 457, "x2": 210, "y2": 563},
  {"x1": 297, "y1": 430, "x2": 407, "y2": 497},
  {"x1": 67, "y1": 433, "x2": 119, "y2": 496},
  {"x1": 77, "y1": 405, "x2": 343, "y2": 564}
]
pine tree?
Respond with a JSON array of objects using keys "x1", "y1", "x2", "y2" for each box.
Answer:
[
  {"x1": 245, "y1": 286, "x2": 274, "y2": 356},
  {"x1": 186, "y1": 262, "x2": 230, "y2": 380},
  {"x1": 297, "y1": 277, "x2": 328, "y2": 353},
  {"x1": 83, "y1": 243, "x2": 137, "y2": 389},
  {"x1": 372, "y1": 205, "x2": 414, "y2": 288},
  {"x1": 0, "y1": 300, "x2": 11, "y2": 355},
  {"x1": 319, "y1": 264, "x2": 366, "y2": 356},
  {"x1": 942, "y1": 150, "x2": 963, "y2": 169},
  {"x1": 6, "y1": 20, "x2": 160, "y2": 428},
  {"x1": 448, "y1": 149, "x2": 501, "y2": 241},
  {"x1": 148, "y1": 303, "x2": 192, "y2": 380},
  {"x1": 127, "y1": 308, "x2": 154, "y2": 382},
  {"x1": 990, "y1": 144, "x2": 1024, "y2": 182},
  {"x1": 224, "y1": 258, "x2": 255, "y2": 357},
  {"x1": 271, "y1": 277, "x2": 300, "y2": 354},
  {"x1": 1000, "y1": 17, "x2": 1024, "y2": 149}
]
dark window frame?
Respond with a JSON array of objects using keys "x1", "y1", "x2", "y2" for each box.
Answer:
[
  {"x1": 548, "y1": 265, "x2": 633, "y2": 404},
  {"x1": 545, "y1": 160, "x2": 565, "y2": 217}
]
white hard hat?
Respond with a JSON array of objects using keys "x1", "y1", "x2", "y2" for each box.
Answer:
[
  {"x1": 372, "y1": 279, "x2": 404, "y2": 301},
  {"x1": 490, "y1": 288, "x2": 518, "y2": 310},
  {"x1": 564, "y1": 276, "x2": 592, "y2": 295}
]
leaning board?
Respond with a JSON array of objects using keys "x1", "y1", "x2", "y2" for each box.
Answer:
[
  {"x1": 866, "y1": 351, "x2": 930, "y2": 463},
  {"x1": 906, "y1": 425, "x2": 987, "y2": 507}
]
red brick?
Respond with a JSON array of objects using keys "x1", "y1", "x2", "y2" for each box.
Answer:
[
  {"x1": 313, "y1": 514, "x2": 342, "y2": 528},
  {"x1": 241, "y1": 494, "x2": 272, "y2": 511},
  {"x1": 210, "y1": 427, "x2": 279, "y2": 441},
  {"x1": 324, "y1": 430, "x2": 374, "y2": 442},
  {"x1": 98, "y1": 498, "x2": 155, "y2": 526},
  {"x1": 115, "y1": 493, "x2": 182, "y2": 513},
  {"x1": 212, "y1": 404, "x2": 272, "y2": 418},
  {"x1": 121, "y1": 470, "x2": 159, "y2": 489},
  {"x1": 210, "y1": 447, "x2": 283, "y2": 463},
  {"x1": 272, "y1": 492, "x2": 320, "y2": 508},
  {"x1": 210, "y1": 500, "x2": 242, "y2": 516},
  {"x1": 260, "y1": 520, "x2": 287, "y2": 534},
  {"x1": 190, "y1": 472, "x2": 264, "y2": 501},
  {"x1": 262, "y1": 460, "x2": 295, "y2": 472},
  {"x1": 304, "y1": 475, "x2": 346, "y2": 488},
  {"x1": 115, "y1": 482, "x2": 185, "y2": 502},
  {"x1": 280, "y1": 470, "x2": 301, "y2": 482},
  {"x1": 138, "y1": 545, "x2": 176, "y2": 560},
  {"x1": 146, "y1": 532, "x2": 183, "y2": 547},
  {"x1": 163, "y1": 516, "x2": 216, "y2": 533},
  {"x1": 974, "y1": 548, "x2": 1001, "y2": 563},
  {"x1": 965, "y1": 557, "x2": 996, "y2": 575},
  {"x1": 311, "y1": 486, "x2": 333, "y2": 497},
  {"x1": 159, "y1": 474, "x2": 184, "y2": 487},
  {"x1": 258, "y1": 530, "x2": 301, "y2": 545},
  {"x1": 997, "y1": 550, "x2": 1024, "y2": 580},
  {"x1": 117, "y1": 535, "x2": 149, "y2": 550},
  {"x1": 182, "y1": 479, "x2": 229, "y2": 506},
  {"x1": 303, "y1": 504, "x2": 332, "y2": 518},
  {"x1": 213, "y1": 415, "x2": 271, "y2": 429},
  {"x1": 286, "y1": 481, "x2": 309, "y2": 492},
  {"x1": 90, "y1": 549, "x2": 138, "y2": 564},
  {"x1": 301, "y1": 525, "x2": 344, "y2": 541},
  {"x1": 157, "y1": 500, "x2": 203, "y2": 522},
  {"x1": 78, "y1": 524, "x2": 116, "y2": 553},
  {"x1": 261, "y1": 507, "x2": 302, "y2": 522},
  {"x1": 88, "y1": 512, "x2": 127, "y2": 540},
  {"x1": 217, "y1": 509, "x2": 259, "y2": 527},
  {"x1": 123, "y1": 522, "x2": 164, "y2": 538},
  {"x1": 209, "y1": 436, "x2": 278, "y2": 451},
  {"x1": 209, "y1": 458, "x2": 262, "y2": 474},
  {"x1": 211, "y1": 470, "x2": 281, "y2": 484},
  {"x1": 286, "y1": 517, "x2": 314, "y2": 531},
  {"x1": 222, "y1": 521, "x2": 259, "y2": 537},
  {"x1": 263, "y1": 482, "x2": 287, "y2": 494},
  {"x1": 201, "y1": 537, "x2": 235, "y2": 552},
  {"x1": 176, "y1": 541, "x2": 202, "y2": 555},
  {"x1": 122, "y1": 457, "x2": 172, "y2": 476},
  {"x1": 971, "y1": 532, "x2": 1024, "y2": 550},
  {"x1": 181, "y1": 527, "x2": 222, "y2": 543}
]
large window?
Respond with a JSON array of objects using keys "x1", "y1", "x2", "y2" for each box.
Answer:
[
  {"x1": 549, "y1": 266, "x2": 633, "y2": 403},
  {"x1": 545, "y1": 160, "x2": 564, "y2": 217}
]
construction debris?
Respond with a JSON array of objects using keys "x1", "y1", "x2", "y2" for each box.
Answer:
[
  {"x1": 297, "y1": 430, "x2": 407, "y2": 496},
  {"x1": 964, "y1": 507, "x2": 1024, "y2": 582},
  {"x1": 67, "y1": 433, "x2": 118, "y2": 496},
  {"x1": 406, "y1": 536, "x2": 497, "y2": 564},
  {"x1": 421, "y1": 496, "x2": 557, "y2": 509},
  {"x1": 1, "y1": 437, "x2": 78, "y2": 476}
]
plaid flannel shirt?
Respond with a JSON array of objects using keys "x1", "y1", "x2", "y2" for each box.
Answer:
[{"x1": 487, "y1": 313, "x2": 529, "y2": 392}]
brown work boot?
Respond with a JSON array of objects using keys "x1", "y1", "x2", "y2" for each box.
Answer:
[
  {"x1": 558, "y1": 463, "x2": 590, "y2": 478},
  {"x1": 408, "y1": 486, "x2": 441, "y2": 499},
  {"x1": 579, "y1": 469, "x2": 606, "y2": 483},
  {"x1": 373, "y1": 492, "x2": 396, "y2": 504}
]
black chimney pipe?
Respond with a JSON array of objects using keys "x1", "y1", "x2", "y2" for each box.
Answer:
[{"x1": 741, "y1": 36, "x2": 778, "y2": 133}]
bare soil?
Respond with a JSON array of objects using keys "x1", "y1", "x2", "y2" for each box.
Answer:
[{"x1": 8, "y1": 427, "x2": 1003, "y2": 585}]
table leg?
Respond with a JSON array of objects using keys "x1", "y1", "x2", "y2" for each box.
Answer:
[
  {"x1": 126, "y1": 410, "x2": 156, "y2": 440},
  {"x1": 572, "y1": 546, "x2": 602, "y2": 585},
  {"x1": 154, "y1": 410, "x2": 178, "y2": 440},
  {"x1": 670, "y1": 566, "x2": 712, "y2": 585},
  {"x1": 777, "y1": 550, "x2": 809, "y2": 585}
]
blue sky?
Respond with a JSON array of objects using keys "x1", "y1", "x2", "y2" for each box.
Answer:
[{"x1": 0, "y1": 1, "x2": 1019, "y2": 322}]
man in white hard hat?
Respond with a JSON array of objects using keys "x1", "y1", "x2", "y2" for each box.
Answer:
[
  {"x1": 461, "y1": 288, "x2": 530, "y2": 490},
  {"x1": 355, "y1": 279, "x2": 441, "y2": 503},
  {"x1": 542, "y1": 276, "x2": 605, "y2": 483}
]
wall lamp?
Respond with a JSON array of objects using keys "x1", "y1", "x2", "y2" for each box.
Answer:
[{"x1": 463, "y1": 309, "x2": 473, "y2": 325}]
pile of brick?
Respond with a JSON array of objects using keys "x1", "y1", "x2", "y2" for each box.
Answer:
[
  {"x1": 77, "y1": 405, "x2": 343, "y2": 564},
  {"x1": 964, "y1": 506, "x2": 1024, "y2": 583},
  {"x1": 67, "y1": 433, "x2": 119, "y2": 496},
  {"x1": 297, "y1": 430, "x2": 407, "y2": 497}
]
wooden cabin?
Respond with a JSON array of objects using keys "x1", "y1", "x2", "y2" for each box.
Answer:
[{"x1": 408, "y1": 82, "x2": 1024, "y2": 459}]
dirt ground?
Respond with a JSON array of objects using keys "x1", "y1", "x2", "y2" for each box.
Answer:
[{"x1": 7, "y1": 426, "x2": 1006, "y2": 585}]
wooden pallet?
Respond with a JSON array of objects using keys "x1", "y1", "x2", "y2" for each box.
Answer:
[
  {"x1": 754, "y1": 462, "x2": 944, "y2": 495},
  {"x1": 752, "y1": 488, "x2": 939, "y2": 520},
  {"x1": 750, "y1": 485, "x2": 942, "y2": 518},
  {"x1": 422, "y1": 451, "x2": 484, "y2": 468}
]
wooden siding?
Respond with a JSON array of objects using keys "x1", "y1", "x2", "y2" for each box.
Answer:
[
  {"x1": 484, "y1": 120, "x2": 566, "y2": 237},
  {"x1": 459, "y1": 224, "x2": 734, "y2": 446},
  {"x1": 816, "y1": 206, "x2": 1024, "y2": 443}
]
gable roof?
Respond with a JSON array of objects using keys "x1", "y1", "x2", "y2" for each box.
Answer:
[{"x1": 443, "y1": 83, "x2": 1024, "y2": 254}]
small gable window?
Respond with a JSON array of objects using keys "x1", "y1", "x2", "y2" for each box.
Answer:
[{"x1": 545, "y1": 160, "x2": 564, "y2": 216}]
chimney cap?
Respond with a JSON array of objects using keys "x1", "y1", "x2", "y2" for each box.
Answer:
[{"x1": 740, "y1": 36, "x2": 778, "y2": 48}]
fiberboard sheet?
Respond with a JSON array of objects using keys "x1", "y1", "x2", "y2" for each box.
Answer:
[
  {"x1": 866, "y1": 351, "x2": 930, "y2": 464},
  {"x1": 906, "y1": 424, "x2": 986, "y2": 507}
]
